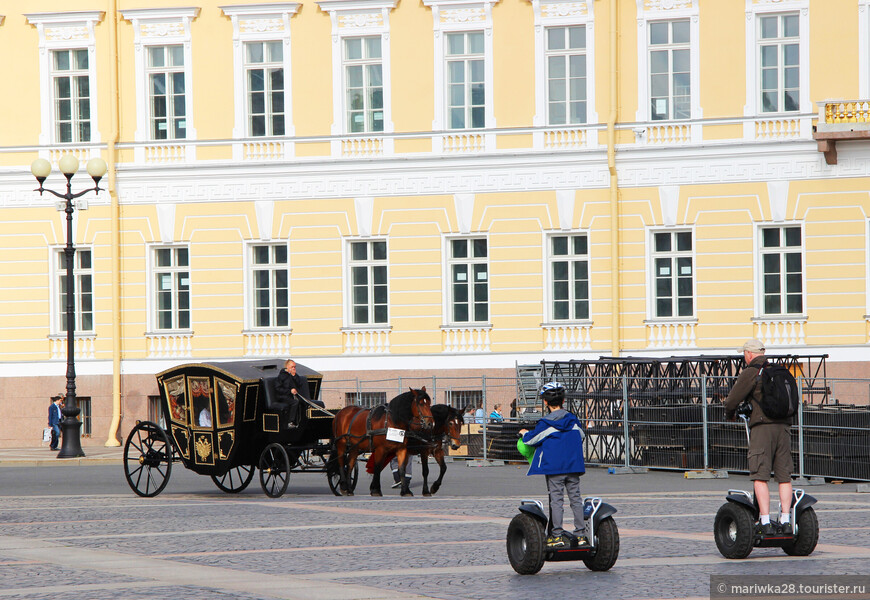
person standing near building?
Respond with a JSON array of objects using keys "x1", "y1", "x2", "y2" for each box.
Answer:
[
  {"x1": 724, "y1": 339, "x2": 794, "y2": 534},
  {"x1": 48, "y1": 395, "x2": 63, "y2": 451},
  {"x1": 489, "y1": 403, "x2": 504, "y2": 422}
]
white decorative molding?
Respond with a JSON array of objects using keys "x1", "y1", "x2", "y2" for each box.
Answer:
[
  {"x1": 49, "y1": 335, "x2": 96, "y2": 360},
  {"x1": 355, "y1": 196, "x2": 374, "y2": 236},
  {"x1": 244, "y1": 331, "x2": 292, "y2": 356},
  {"x1": 221, "y1": 4, "x2": 299, "y2": 160},
  {"x1": 343, "y1": 327, "x2": 391, "y2": 353},
  {"x1": 442, "y1": 325, "x2": 491, "y2": 353},
  {"x1": 121, "y1": 8, "x2": 200, "y2": 163},
  {"x1": 754, "y1": 318, "x2": 806, "y2": 346},
  {"x1": 635, "y1": 0, "x2": 701, "y2": 141},
  {"x1": 860, "y1": 1, "x2": 870, "y2": 98},
  {"x1": 659, "y1": 185, "x2": 680, "y2": 226},
  {"x1": 25, "y1": 11, "x2": 104, "y2": 148},
  {"x1": 156, "y1": 203, "x2": 176, "y2": 243},
  {"x1": 255, "y1": 200, "x2": 275, "y2": 241},
  {"x1": 646, "y1": 320, "x2": 697, "y2": 348},
  {"x1": 454, "y1": 193, "x2": 475, "y2": 234},
  {"x1": 146, "y1": 332, "x2": 193, "y2": 358},
  {"x1": 767, "y1": 180, "x2": 789, "y2": 222},
  {"x1": 317, "y1": 0, "x2": 396, "y2": 157},
  {"x1": 555, "y1": 189, "x2": 574, "y2": 230},
  {"x1": 543, "y1": 323, "x2": 592, "y2": 351},
  {"x1": 541, "y1": 1, "x2": 588, "y2": 18}
]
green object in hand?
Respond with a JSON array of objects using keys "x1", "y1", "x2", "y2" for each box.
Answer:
[{"x1": 517, "y1": 437, "x2": 534, "y2": 463}]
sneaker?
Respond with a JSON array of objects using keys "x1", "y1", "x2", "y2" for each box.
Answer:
[
  {"x1": 779, "y1": 521, "x2": 792, "y2": 535},
  {"x1": 546, "y1": 535, "x2": 567, "y2": 549},
  {"x1": 757, "y1": 522, "x2": 777, "y2": 536},
  {"x1": 286, "y1": 422, "x2": 298, "y2": 429},
  {"x1": 391, "y1": 480, "x2": 402, "y2": 488}
]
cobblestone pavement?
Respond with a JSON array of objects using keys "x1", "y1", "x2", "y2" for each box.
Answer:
[{"x1": 0, "y1": 462, "x2": 868, "y2": 600}]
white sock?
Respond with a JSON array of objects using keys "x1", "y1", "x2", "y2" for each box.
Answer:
[
  {"x1": 760, "y1": 515, "x2": 770, "y2": 525},
  {"x1": 780, "y1": 514, "x2": 790, "y2": 524}
]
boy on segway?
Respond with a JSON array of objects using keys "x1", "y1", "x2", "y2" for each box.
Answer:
[{"x1": 518, "y1": 382, "x2": 588, "y2": 549}]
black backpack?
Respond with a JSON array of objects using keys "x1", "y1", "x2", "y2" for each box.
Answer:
[{"x1": 757, "y1": 362, "x2": 799, "y2": 420}]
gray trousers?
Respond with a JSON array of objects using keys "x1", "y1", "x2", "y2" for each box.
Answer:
[{"x1": 546, "y1": 473, "x2": 585, "y2": 537}]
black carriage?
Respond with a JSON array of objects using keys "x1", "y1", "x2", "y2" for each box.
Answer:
[{"x1": 122, "y1": 359, "x2": 358, "y2": 498}]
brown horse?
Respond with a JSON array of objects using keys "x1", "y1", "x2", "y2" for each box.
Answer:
[
  {"x1": 332, "y1": 387, "x2": 433, "y2": 497},
  {"x1": 414, "y1": 404, "x2": 464, "y2": 496}
]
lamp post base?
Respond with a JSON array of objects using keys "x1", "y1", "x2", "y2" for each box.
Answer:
[{"x1": 57, "y1": 418, "x2": 85, "y2": 458}]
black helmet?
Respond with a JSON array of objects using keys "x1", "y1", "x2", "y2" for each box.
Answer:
[{"x1": 539, "y1": 382, "x2": 566, "y2": 403}]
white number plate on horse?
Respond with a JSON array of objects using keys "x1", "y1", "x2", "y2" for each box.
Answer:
[{"x1": 386, "y1": 427, "x2": 405, "y2": 442}]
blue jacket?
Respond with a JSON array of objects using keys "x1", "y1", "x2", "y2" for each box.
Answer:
[
  {"x1": 522, "y1": 409, "x2": 586, "y2": 476},
  {"x1": 48, "y1": 403, "x2": 62, "y2": 428}
]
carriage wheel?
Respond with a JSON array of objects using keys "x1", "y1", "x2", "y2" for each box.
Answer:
[
  {"x1": 259, "y1": 443, "x2": 290, "y2": 498},
  {"x1": 211, "y1": 464, "x2": 256, "y2": 494},
  {"x1": 123, "y1": 421, "x2": 173, "y2": 498},
  {"x1": 327, "y1": 459, "x2": 359, "y2": 497}
]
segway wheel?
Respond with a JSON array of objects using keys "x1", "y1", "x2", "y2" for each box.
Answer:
[
  {"x1": 506, "y1": 513, "x2": 546, "y2": 574},
  {"x1": 714, "y1": 502, "x2": 755, "y2": 559},
  {"x1": 782, "y1": 507, "x2": 819, "y2": 556},
  {"x1": 582, "y1": 516, "x2": 620, "y2": 572}
]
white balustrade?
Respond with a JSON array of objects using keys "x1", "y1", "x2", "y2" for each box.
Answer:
[
  {"x1": 49, "y1": 335, "x2": 96, "y2": 360},
  {"x1": 341, "y1": 137, "x2": 384, "y2": 158},
  {"x1": 244, "y1": 331, "x2": 291, "y2": 356},
  {"x1": 542, "y1": 324, "x2": 592, "y2": 351},
  {"x1": 646, "y1": 321, "x2": 697, "y2": 349},
  {"x1": 343, "y1": 328, "x2": 391, "y2": 354},
  {"x1": 146, "y1": 332, "x2": 193, "y2": 358},
  {"x1": 646, "y1": 123, "x2": 691, "y2": 144},
  {"x1": 442, "y1": 133, "x2": 485, "y2": 154},
  {"x1": 755, "y1": 118, "x2": 802, "y2": 141},
  {"x1": 544, "y1": 128, "x2": 587, "y2": 150},
  {"x1": 755, "y1": 318, "x2": 806, "y2": 346},
  {"x1": 243, "y1": 141, "x2": 285, "y2": 161},
  {"x1": 144, "y1": 144, "x2": 186, "y2": 164},
  {"x1": 442, "y1": 325, "x2": 491, "y2": 353}
]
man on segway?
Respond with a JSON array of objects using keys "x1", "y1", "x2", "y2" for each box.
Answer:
[
  {"x1": 724, "y1": 339, "x2": 794, "y2": 535},
  {"x1": 518, "y1": 382, "x2": 587, "y2": 549}
]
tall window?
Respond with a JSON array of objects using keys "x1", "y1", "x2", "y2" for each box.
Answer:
[
  {"x1": 51, "y1": 49, "x2": 91, "y2": 143},
  {"x1": 147, "y1": 45, "x2": 186, "y2": 140},
  {"x1": 446, "y1": 32, "x2": 485, "y2": 129},
  {"x1": 345, "y1": 391, "x2": 387, "y2": 408},
  {"x1": 546, "y1": 26, "x2": 586, "y2": 125},
  {"x1": 652, "y1": 231, "x2": 693, "y2": 318},
  {"x1": 148, "y1": 395, "x2": 166, "y2": 429},
  {"x1": 761, "y1": 226, "x2": 802, "y2": 315},
  {"x1": 251, "y1": 244, "x2": 288, "y2": 328},
  {"x1": 759, "y1": 13, "x2": 799, "y2": 113},
  {"x1": 649, "y1": 20, "x2": 690, "y2": 121},
  {"x1": 245, "y1": 41, "x2": 285, "y2": 137},
  {"x1": 345, "y1": 37, "x2": 383, "y2": 133},
  {"x1": 444, "y1": 389, "x2": 482, "y2": 410},
  {"x1": 78, "y1": 397, "x2": 92, "y2": 437},
  {"x1": 550, "y1": 234, "x2": 589, "y2": 321},
  {"x1": 349, "y1": 240, "x2": 388, "y2": 325},
  {"x1": 449, "y1": 238, "x2": 488, "y2": 323},
  {"x1": 154, "y1": 247, "x2": 190, "y2": 330},
  {"x1": 56, "y1": 249, "x2": 93, "y2": 333}
]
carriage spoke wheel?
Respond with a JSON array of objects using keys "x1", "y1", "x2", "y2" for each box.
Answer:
[
  {"x1": 123, "y1": 421, "x2": 173, "y2": 498},
  {"x1": 259, "y1": 443, "x2": 290, "y2": 498},
  {"x1": 211, "y1": 464, "x2": 256, "y2": 494},
  {"x1": 327, "y1": 459, "x2": 359, "y2": 497}
]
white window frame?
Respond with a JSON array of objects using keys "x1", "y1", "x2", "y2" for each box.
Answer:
[
  {"x1": 423, "y1": 0, "x2": 499, "y2": 136},
  {"x1": 545, "y1": 231, "x2": 591, "y2": 323},
  {"x1": 647, "y1": 228, "x2": 696, "y2": 320},
  {"x1": 443, "y1": 236, "x2": 490, "y2": 325},
  {"x1": 860, "y1": 1, "x2": 870, "y2": 98},
  {"x1": 147, "y1": 245, "x2": 191, "y2": 333},
  {"x1": 121, "y1": 8, "x2": 199, "y2": 161},
  {"x1": 344, "y1": 238, "x2": 390, "y2": 327},
  {"x1": 25, "y1": 11, "x2": 103, "y2": 149},
  {"x1": 145, "y1": 44, "x2": 188, "y2": 141},
  {"x1": 528, "y1": 0, "x2": 596, "y2": 134},
  {"x1": 50, "y1": 246, "x2": 95, "y2": 335},
  {"x1": 635, "y1": 1, "x2": 700, "y2": 126},
  {"x1": 755, "y1": 223, "x2": 806, "y2": 318},
  {"x1": 744, "y1": 1, "x2": 809, "y2": 118},
  {"x1": 245, "y1": 242, "x2": 290, "y2": 330},
  {"x1": 317, "y1": 0, "x2": 396, "y2": 148},
  {"x1": 222, "y1": 4, "x2": 298, "y2": 151}
]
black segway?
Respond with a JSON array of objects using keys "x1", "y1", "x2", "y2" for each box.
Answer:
[
  {"x1": 507, "y1": 497, "x2": 619, "y2": 574},
  {"x1": 713, "y1": 412, "x2": 819, "y2": 559}
]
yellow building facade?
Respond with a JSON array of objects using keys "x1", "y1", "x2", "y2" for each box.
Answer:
[{"x1": 0, "y1": 0, "x2": 868, "y2": 446}]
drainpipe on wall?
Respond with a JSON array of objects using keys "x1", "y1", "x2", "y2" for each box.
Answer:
[
  {"x1": 105, "y1": 1, "x2": 122, "y2": 447},
  {"x1": 608, "y1": 0, "x2": 621, "y2": 358}
]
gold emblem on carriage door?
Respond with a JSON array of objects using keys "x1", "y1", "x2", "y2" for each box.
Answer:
[{"x1": 195, "y1": 434, "x2": 213, "y2": 462}]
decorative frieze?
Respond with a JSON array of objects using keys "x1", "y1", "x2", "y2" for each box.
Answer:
[
  {"x1": 338, "y1": 12, "x2": 384, "y2": 28},
  {"x1": 440, "y1": 7, "x2": 486, "y2": 24},
  {"x1": 541, "y1": 2, "x2": 588, "y2": 19},
  {"x1": 644, "y1": 0, "x2": 692, "y2": 10},
  {"x1": 239, "y1": 18, "x2": 286, "y2": 34},
  {"x1": 140, "y1": 21, "x2": 185, "y2": 38},
  {"x1": 44, "y1": 25, "x2": 89, "y2": 42}
]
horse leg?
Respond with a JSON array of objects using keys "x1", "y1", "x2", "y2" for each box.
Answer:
[
  {"x1": 333, "y1": 440, "x2": 349, "y2": 495},
  {"x1": 397, "y1": 447, "x2": 413, "y2": 497},
  {"x1": 430, "y1": 444, "x2": 447, "y2": 495},
  {"x1": 344, "y1": 451, "x2": 358, "y2": 497},
  {"x1": 421, "y1": 450, "x2": 431, "y2": 496},
  {"x1": 369, "y1": 446, "x2": 386, "y2": 497}
]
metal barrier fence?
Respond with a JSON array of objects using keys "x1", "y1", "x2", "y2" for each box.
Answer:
[{"x1": 322, "y1": 374, "x2": 870, "y2": 482}]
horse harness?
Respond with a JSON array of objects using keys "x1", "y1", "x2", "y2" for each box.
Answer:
[{"x1": 337, "y1": 403, "x2": 434, "y2": 459}]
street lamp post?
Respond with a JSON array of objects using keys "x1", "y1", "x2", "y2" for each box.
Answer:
[{"x1": 30, "y1": 155, "x2": 107, "y2": 459}]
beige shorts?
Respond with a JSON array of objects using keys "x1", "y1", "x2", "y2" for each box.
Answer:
[{"x1": 748, "y1": 423, "x2": 793, "y2": 483}]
